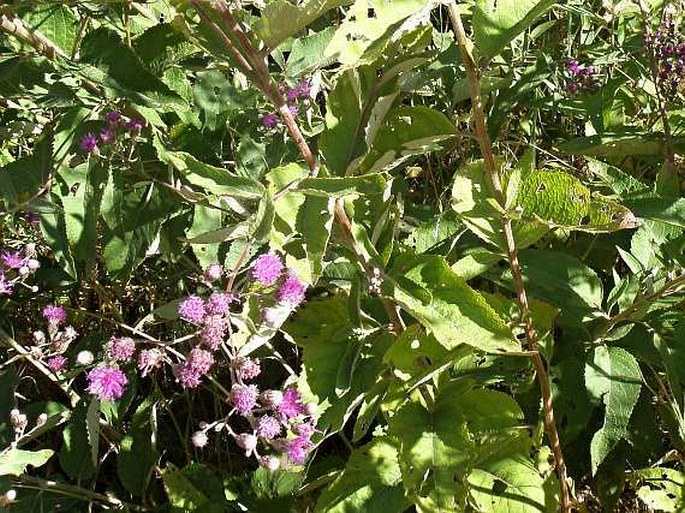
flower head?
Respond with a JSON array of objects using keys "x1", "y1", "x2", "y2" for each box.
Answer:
[
  {"x1": 105, "y1": 111, "x2": 122, "y2": 125},
  {"x1": 0, "y1": 273, "x2": 13, "y2": 296},
  {"x1": 261, "y1": 113, "x2": 278, "y2": 129},
  {"x1": 204, "y1": 263, "x2": 223, "y2": 282},
  {"x1": 230, "y1": 384, "x2": 259, "y2": 416},
  {"x1": 86, "y1": 366, "x2": 128, "y2": 401},
  {"x1": 78, "y1": 133, "x2": 98, "y2": 153},
  {"x1": 107, "y1": 336, "x2": 135, "y2": 362},
  {"x1": 178, "y1": 295, "x2": 206, "y2": 324},
  {"x1": 1, "y1": 251, "x2": 26, "y2": 269},
  {"x1": 255, "y1": 415, "x2": 282, "y2": 440},
  {"x1": 137, "y1": 348, "x2": 163, "y2": 377},
  {"x1": 206, "y1": 292, "x2": 233, "y2": 315},
  {"x1": 295, "y1": 77, "x2": 310, "y2": 98},
  {"x1": 43, "y1": 305, "x2": 67, "y2": 326},
  {"x1": 235, "y1": 356, "x2": 261, "y2": 381},
  {"x1": 288, "y1": 104, "x2": 299, "y2": 117},
  {"x1": 100, "y1": 129, "x2": 115, "y2": 144},
  {"x1": 175, "y1": 348, "x2": 214, "y2": 388},
  {"x1": 251, "y1": 254, "x2": 283, "y2": 286},
  {"x1": 46, "y1": 355, "x2": 68, "y2": 373},
  {"x1": 278, "y1": 387, "x2": 305, "y2": 419},
  {"x1": 201, "y1": 314, "x2": 226, "y2": 351},
  {"x1": 285, "y1": 435, "x2": 312, "y2": 464},
  {"x1": 276, "y1": 273, "x2": 306, "y2": 306},
  {"x1": 191, "y1": 430, "x2": 208, "y2": 448},
  {"x1": 126, "y1": 118, "x2": 144, "y2": 133}
]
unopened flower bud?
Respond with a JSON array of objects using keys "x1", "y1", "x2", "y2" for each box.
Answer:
[
  {"x1": 4, "y1": 489, "x2": 16, "y2": 503},
  {"x1": 30, "y1": 285, "x2": 39, "y2": 293},
  {"x1": 25, "y1": 243, "x2": 36, "y2": 255},
  {"x1": 33, "y1": 330, "x2": 46, "y2": 344},
  {"x1": 27, "y1": 259, "x2": 40, "y2": 271},
  {"x1": 76, "y1": 350, "x2": 94, "y2": 366},
  {"x1": 191, "y1": 431, "x2": 208, "y2": 448},
  {"x1": 260, "y1": 390, "x2": 283, "y2": 407},
  {"x1": 260, "y1": 455, "x2": 280, "y2": 471},
  {"x1": 36, "y1": 413, "x2": 48, "y2": 427},
  {"x1": 304, "y1": 403, "x2": 317, "y2": 416},
  {"x1": 9, "y1": 409, "x2": 20, "y2": 424},
  {"x1": 204, "y1": 263, "x2": 224, "y2": 282},
  {"x1": 18, "y1": 266, "x2": 29, "y2": 276},
  {"x1": 235, "y1": 433, "x2": 258, "y2": 455}
]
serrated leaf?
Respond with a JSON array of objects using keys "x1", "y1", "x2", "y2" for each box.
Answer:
[
  {"x1": 296, "y1": 196, "x2": 334, "y2": 283},
  {"x1": 585, "y1": 346, "x2": 642, "y2": 474},
  {"x1": 313, "y1": 438, "x2": 409, "y2": 513},
  {"x1": 474, "y1": 0, "x2": 556, "y2": 59},
  {"x1": 385, "y1": 252, "x2": 520, "y2": 354},
  {"x1": 0, "y1": 448, "x2": 54, "y2": 476},
  {"x1": 286, "y1": 27, "x2": 336, "y2": 77},
  {"x1": 21, "y1": 4, "x2": 79, "y2": 55},
  {"x1": 161, "y1": 463, "x2": 209, "y2": 510}
]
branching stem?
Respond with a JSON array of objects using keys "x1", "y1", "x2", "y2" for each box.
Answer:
[{"x1": 446, "y1": 3, "x2": 571, "y2": 511}]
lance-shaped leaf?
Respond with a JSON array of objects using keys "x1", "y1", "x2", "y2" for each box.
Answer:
[
  {"x1": 385, "y1": 251, "x2": 520, "y2": 354},
  {"x1": 0, "y1": 448, "x2": 54, "y2": 476},
  {"x1": 585, "y1": 346, "x2": 642, "y2": 474}
]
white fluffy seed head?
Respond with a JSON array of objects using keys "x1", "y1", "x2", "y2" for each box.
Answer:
[{"x1": 76, "y1": 350, "x2": 94, "y2": 365}]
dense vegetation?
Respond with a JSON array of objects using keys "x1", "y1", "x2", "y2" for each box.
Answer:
[{"x1": 1, "y1": 0, "x2": 684, "y2": 511}]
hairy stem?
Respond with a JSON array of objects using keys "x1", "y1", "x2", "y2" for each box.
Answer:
[{"x1": 446, "y1": 3, "x2": 571, "y2": 511}]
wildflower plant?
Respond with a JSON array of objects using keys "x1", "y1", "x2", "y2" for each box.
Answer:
[{"x1": 0, "y1": 1, "x2": 684, "y2": 512}]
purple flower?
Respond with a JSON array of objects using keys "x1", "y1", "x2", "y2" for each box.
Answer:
[
  {"x1": 288, "y1": 104, "x2": 299, "y2": 117},
  {"x1": 278, "y1": 387, "x2": 305, "y2": 419},
  {"x1": 107, "y1": 336, "x2": 135, "y2": 362},
  {"x1": 235, "y1": 357, "x2": 261, "y2": 381},
  {"x1": 261, "y1": 113, "x2": 278, "y2": 130},
  {"x1": 100, "y1": 129, "x2": 115, "y2": 144},
  {"x1": 567, "y1": 59, "x2": 580, "y2": 75},
  {"x1": 0, "y1": 273, "x2": 14, "y2": 295},
  {"x1": 86, "y1": 366, "x2": 128, "y2": 401},
  {"x1": 178, "y1": 295, "x2": 206, "y2": 324},
  {"x1": 286, "y1": 87, "x2": 299, "y2": 102},
  {"x1": 201, "y1": 314, "x2": 226, "y2": 351},
  {"x1": 285, "y1": 435, "x2": 312, "y2": 464},
  {"x1": 126, "y1": 118, "x2": 144, "y2": 133},
  {"x1": 204, "y1": 263, "x2": 223, "y2": 282},
  {"x1": 175, "y1": 348, "x2": 214, "y2": 388},
  {"x1": 206, "y1": 292, "x2": 233, "y2": 315},
  {"x1": 78, "y1": 133, "x2": 98, "y2": 153},
  {"x1": 295, "y1": 77, "x2": 310, "y2": 98},
  {"x1": 276, "y1": 272, "x2": 306, "y2": 306},
  {"x1": 1, "y1": 251, "x2": 25, "y2": 269},
  {"x1": 251, "y1": 254, "x2": 283, "y2": 286},
  {"x1": 105, "y1": 111, "x2": 122, "y2": 125},
  {"x1": 230, "y1": 384, "x2": 259, "y2": 416},
  {"x1": 43, "y1": 305, "x2": 67, "y2": 326},
  {"x1": 255, "y1": 415, "x2": 282, "y2": 439},
  {"x1": 46, "y1": 355, "x2": 68, "y2": 373},
  {"x1": 137, "y1": 348, "x2": 163, "y2": 377}
]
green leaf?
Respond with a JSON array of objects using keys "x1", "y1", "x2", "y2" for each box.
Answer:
[
  {"x1": 559, "y1": 133, "x2": 685, "y2": 157},
  {"x1": 550, "y1": 357, "x2": 593, "y2": 444},
  {"x1": 385, "y1": 251, "x2": 520, "y2": 354},
  {"x1": 474, "y1": 0, "x2": 556, "y2": 59},
  {"x1": 60, "y1": 399, "x2": 98, "y2": 480},
  {"x1": 629, "y1": 467, "x2": 685, "y2": 512},
  {"x1": 192, "y1": 70, "x2": 240, "y2": 131},
  {"x1": 295, "y1": 174, "x2": 389, "y2": 198},
  {"x1": 296, "y1": 196, "x2": 334, "y2": 283},
  {"x1": 467, "y1": 452, "x2": 557, "y2": 513},
  {"x1": 118, "y1": 398, "x2": 157, "y2": 496},
  {"x1": 624, "y1": 195, "x2": 685, "y2": 229},
  {"x1": 586, "y1": 158, "x2": 649, "y2": 198},
  {"x1": 161, "y1": 462, "x2": 209, "y2": 510},
  {"x1": 256, "y1": 0, "x2": 348, "y2": 49},
  {"x1": 187, "y1": 205, "x2": 222, "y2": 268},
  {"x1": 0, "y1": 448, "x2": 54, "y2": 476},
  {"x1": 21, "y1": 4, "x2": 80, "y2": 55},
  {"x1": 0, "y1": 132, "x2": 52, "y2": 210},
  {"x1": 357, "y1": 106, "x2": 456, "y2": 175},
  {"x1": 585, "y1": 346, "x2": 642, "y2": 475},
  {"x1": 286, "y1": 27, "x2": 336, "y2": 78},
  {"x1": 314, "y1": 438, "x2": 409, "y2": 513}
]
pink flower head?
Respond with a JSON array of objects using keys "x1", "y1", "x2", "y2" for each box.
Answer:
[
  {"x1": 251, "y1": 254, "x2": 283, "y2": 286},
  {"x1": 256, "y1": 415, "x2": 282, "y2": 440},
  {"x1": 105, "y1": 111, "x2": 122, "y2": 125},
  {"x1": 285, "y1": 435, "x2": 312, "y2": 464},
  {"x1": 0, "y1": 272, "x2": 14, "y2": 295},
  {"x1": 286, "y1": 87, "x2": 299, "y2": 102},
  {"x1": 230, "y1": 384, "x2": 259, "y2": 416},
  {"x1": 235, "y1": 356, "x2": 261, "y2": 381},
  {"x1": 46, "y1": 355, "x2": 68, "y2": 373},
  {"x1": 107, "y1": 336, "x2": 135, "y2": 362},
  {"x1": 137, "y1": 348, "x2": 163, "y2": 377},
  {"x1": 178, "y1": 295, "x2": 206, "y2": 324},
  {"x1": 296, "y1": 78, "x2": 310, "y2": 98},
  {"x1": 278, "y1": 387, "x2": 305, "y2": 419},
  {"x1": 86, "y1": 366, "x2": 128, "y2": 401},
  {"x1": 100, "y1": 129, "x2": 115, "y2": 144},
  {"x1": 1, "y1": 251, "x2": 26, "y2": 269},
  {"x1": 288, "y1": 104, "x2": 299, "y2": 117},
  {"x1": 204, "y1": 262, "x2": 223, "y2": 282},
  {"x1": 276, "y1": 273, "x2": 306, "y2": 306},
  {"x1": 201, "y1": 314, "x2": 226, "y2": 351},
  {"x1": 79, "y1": 133, "x2": 98, "y2": 153},
  {"x1": 126, "y1": 118, "x2": 144, "y2": 133},
  {"x1": 261, "y1": 113, "x2": 278, "y2": 129},
  {"x1": 43, "y1": 305, "x2": 67, "y2": 326},
  {"x1": 206, "y1": 292, "x2": 233, "y2": 315},
  {"x1": 175, "y1": 348, "x2": 214, "y2": 389}
]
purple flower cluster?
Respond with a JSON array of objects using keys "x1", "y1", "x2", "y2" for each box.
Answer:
[
  {"x1": 0, "y1": 245, "x2": 40, "y2": 296},
  {"x1": 107, "y1": 336, "x2": 135, "y2": 362},
  {"x1": 78, "y1": 110, "x2": 145, "y2": 154},
  {"x1": 86, "y1": 365, "x2": 128, "y2": 401},
  {"x1": 251, "y1": 253, "x2": 307, "y2": 308},
  {"x1": 175, "y1": 348, "x2": 214, "y2": 389},
  {"x1": 649, "y1": 14, "x2": 685, "y2": 99},
  {"x1": 566, "y1": 59, "x2": 597, "y2": 94},
  {"x1": 261, "y1": 77, "x2": 310, "y2": 130}
]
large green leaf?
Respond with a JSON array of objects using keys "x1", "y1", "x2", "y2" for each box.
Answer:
[
  {"x1": 187, "y1": 205, "x2": 223, "y2": 268},
  {"x1": 559, "y1": 133, "x2": 685, "y2": 157},
  {"x1": 313, "y1": 438, "x2": 409, "y2": 513},
  {"x1": 0, "y1": 132, "x2": 52, "y2": 210},
  {"x1": 385, "y1": 251, "x2": 520, "y2": 354},
  {"x1": 0, "y1": 448, "x2": 54, "y2": 476},
  {"x1": 118, "y1": 398, "x2": 157, "y2": 496},
  {"x1": 20, "y1": 4, "x2": 79, "y2": 55},
  {"x1": 295, "y1": 196, "x2": 334, "y2": 283},
  {"x1": 59, "y1": 398, "x2": 100, "y2": 480},
  {"x1": 629, "y1": 467, "x2": 685, "y2": 512},
  {"x1": 624, "y1": 195, "x2": 685, "y2": 229},
  {"x1": 473, "y1": 0, "x2": 556, "y2": 59},
  {"x1": 585, "y1": 346, "x2": 642, "y2": 475},
  {"x1": 255, "y1": 0, "x2": 348, "y2": 49}
]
